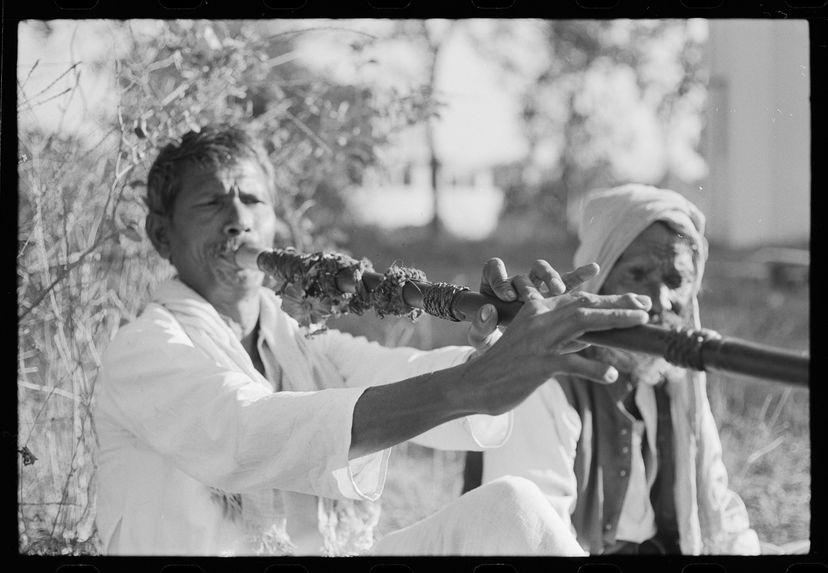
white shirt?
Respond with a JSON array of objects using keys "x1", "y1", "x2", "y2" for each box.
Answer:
[
  {"x1": 615, "y1": 383, "x2": 658, "y2": 544},
  {"x1": 94, "y1": 279, "x2": 512, "y2": 555}
]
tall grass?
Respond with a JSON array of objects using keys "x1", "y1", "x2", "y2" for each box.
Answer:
[
  {"x1": 17, "y1": 122, "x2": 169, "y2": 554},
  {"x1": 701, "y1": 260, "x2": 810, "y2": 545}
]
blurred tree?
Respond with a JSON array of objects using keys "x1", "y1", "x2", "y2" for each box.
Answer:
[
  {"x1": 469, "y1": 19, "x2": 708, "y2": 233},
  {"x1": 114, "y1": 20, "x2": 434, "y2": 250},
  {"x1": 378, "y1": 20, "x2": 456, "y2": 235},
  {"x1": 418, "y1": 21, "x2": 456, "y2": 236}
]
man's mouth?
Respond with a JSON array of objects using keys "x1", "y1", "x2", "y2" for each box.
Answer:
[
  {"x1": 209, "y1": 241, "x2": 249, "y2": 267},
  {"x1": 217, "y1": 242, "x2": 273, "y2": 275}
]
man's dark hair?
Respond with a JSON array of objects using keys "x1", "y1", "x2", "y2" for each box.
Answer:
[{"x1": 145, "y1": 124, "x2": 277, "y2": 218}]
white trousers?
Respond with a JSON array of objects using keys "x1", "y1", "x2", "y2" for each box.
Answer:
[{"x1": 370, "y1": 476, "x2": 588, "y2": 556}]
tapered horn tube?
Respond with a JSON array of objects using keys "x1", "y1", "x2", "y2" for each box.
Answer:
[{"x1": 236, "y1": 247, "x2": 809, "y2": 387}]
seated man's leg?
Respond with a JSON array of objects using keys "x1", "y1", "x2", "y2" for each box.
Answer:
[{"x1": 371, "y1": 476, "x2": 586, "y2": 556}]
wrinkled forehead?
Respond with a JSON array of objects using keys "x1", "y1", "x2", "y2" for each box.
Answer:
[
  {"x1": 616, "y1": 221, "x2": 699, "y2": 267},
  {"x1": 180, "y1": 158, "x2": 276, "y2": 199}
]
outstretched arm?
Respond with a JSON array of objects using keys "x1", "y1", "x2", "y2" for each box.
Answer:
[{"x1": 350, "y1": 273, "x2": 652, "y2": 459}]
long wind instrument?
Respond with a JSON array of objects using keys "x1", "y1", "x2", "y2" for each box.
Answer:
[{"x1": 235, "y1": 246, "x2": 809, "y2": 388}]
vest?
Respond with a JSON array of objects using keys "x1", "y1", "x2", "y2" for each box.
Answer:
[{"x1": 556, "y1": 373, "x2": 679, "y2": 555}]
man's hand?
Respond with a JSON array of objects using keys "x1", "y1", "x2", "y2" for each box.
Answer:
[
  {"x1": 350, "y1": 259, "x2": 650, "y2": 460},
  {"x1": 481, "y1": 257, "x2": 600, "y2": 301},
  {"x1": 467, "y1": 302, "x2": 502, "y2": 359},
  {"x1": 455, "y1": 278, "x2": 652, "y2": 417},
  {"x1": 467, "y1": 258, "x2": 601, "y2": 356}
]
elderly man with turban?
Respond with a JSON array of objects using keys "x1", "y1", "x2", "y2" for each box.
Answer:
[{"x1": 468, "y1": 184, "x2": 761, "y2": 555}]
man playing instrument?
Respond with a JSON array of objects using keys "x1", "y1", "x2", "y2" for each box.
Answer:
[
  {"x1": 94, "y1": 125, "x2": 653, "y2": 556},
  {"x1": 470, "y1": 184, "x2": 764, "y2": 555}
]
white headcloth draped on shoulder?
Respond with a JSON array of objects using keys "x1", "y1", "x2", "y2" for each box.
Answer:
[
  {"x1": 572, "y1": 182, "x2": 708, "y2": 432},
  {"x1": 570, "y1": 184, "x2": 758, "y2": 555}
]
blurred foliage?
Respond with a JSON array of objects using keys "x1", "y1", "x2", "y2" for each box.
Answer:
[
  {"x1": 388, "y1": 20, "x2": 457, "y2": 234},
  {"x1": 17, "y1": 19, "x2": 432, "y2": 554},
  {"x1": 117, "y1": 20, "x2": 434, "y2": 250},
  {"x1": 470, "y1": 20, "x2": 707, "y2": 228}
]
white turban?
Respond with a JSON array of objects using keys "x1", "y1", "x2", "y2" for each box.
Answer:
[
  {"x1": 572, "y1": 184, "x2": 708, "y2": 332},
  {"x1": 573, "y1": 183, "x2": 708, "y2": 299}
]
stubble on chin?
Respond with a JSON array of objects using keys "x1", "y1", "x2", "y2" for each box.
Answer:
[{"x1": 214, "y1": 265, "x2": 265, "y2": 291}]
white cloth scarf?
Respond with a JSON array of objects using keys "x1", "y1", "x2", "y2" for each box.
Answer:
[
  {"x1": 152, "y1": 278, "x2": 379, "y2": 555},
  {"x1": 572, "y1": 184, "x2": 717, "y2": 554}
]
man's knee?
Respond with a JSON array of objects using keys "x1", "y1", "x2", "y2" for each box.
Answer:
[
  {"x1": 472, "y1": 476, "x2": 551, "y2": 517},
  {"x1": 458, "y1": 475, "x2": 584, "y2": 555},
  {"x1": 480, "y1": 475, "x2": 545, "y2": 501}
]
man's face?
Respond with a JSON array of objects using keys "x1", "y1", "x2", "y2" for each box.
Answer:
[
  {"x1": 163, "y1": 158, "x2": 285, "y2": 303},
  {"x1": 596, "y1": 221, "x2": 698, "y2": 384}
]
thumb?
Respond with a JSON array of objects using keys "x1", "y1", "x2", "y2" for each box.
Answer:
[
  {"x1": 468, "y1": 303, "x2": 499, "y2": 349},
  {"x1": 552, "y1": 354, "x2": 619, "y2": 384}
]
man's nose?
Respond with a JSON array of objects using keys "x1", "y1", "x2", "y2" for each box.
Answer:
[
  {"x1": 222, "y1": 199, "x2": 253, "y2": 237},
  {"x1": 648, "y1": 283, "x2": 673, "y2": 322}
]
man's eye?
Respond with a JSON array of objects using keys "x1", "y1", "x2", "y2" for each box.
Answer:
[
  {"x1": 627, "y1": 268, "x2": 647, "y2": 281},
  {"x1": 665, "y1": 273, "x2": 690, "y2": 290}
]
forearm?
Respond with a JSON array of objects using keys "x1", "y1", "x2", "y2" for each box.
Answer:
[
  {"x1": 349, "y1": 362, "x2": 476, "y2": 459},
  {"x1": 313, "y1": 328, "x2": 475, "y2": 390},
  {"x1": 349, "y1": 287, "x2": 653, "y2": 459}
]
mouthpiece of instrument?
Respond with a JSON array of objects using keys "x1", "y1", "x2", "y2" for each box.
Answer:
[{"x1": 235, "y1": 246, "x2": 264, "y2": 271}]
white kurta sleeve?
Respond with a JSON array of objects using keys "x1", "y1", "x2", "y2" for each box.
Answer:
[
  {"x1": 97, "y1": 311, "x2": 385, "y2": 501},
  {"x1": 309, "y1": 328, "x2": 512, "y2": 450}
]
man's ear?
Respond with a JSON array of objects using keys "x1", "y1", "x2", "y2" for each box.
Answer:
[{"x1": 146, "y1": 212, "x2": 172, "y2": 260}]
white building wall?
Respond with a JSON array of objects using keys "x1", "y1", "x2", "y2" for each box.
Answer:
[{"x1": 704, "y1": 20, "x2": 810, "y2": 248}]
